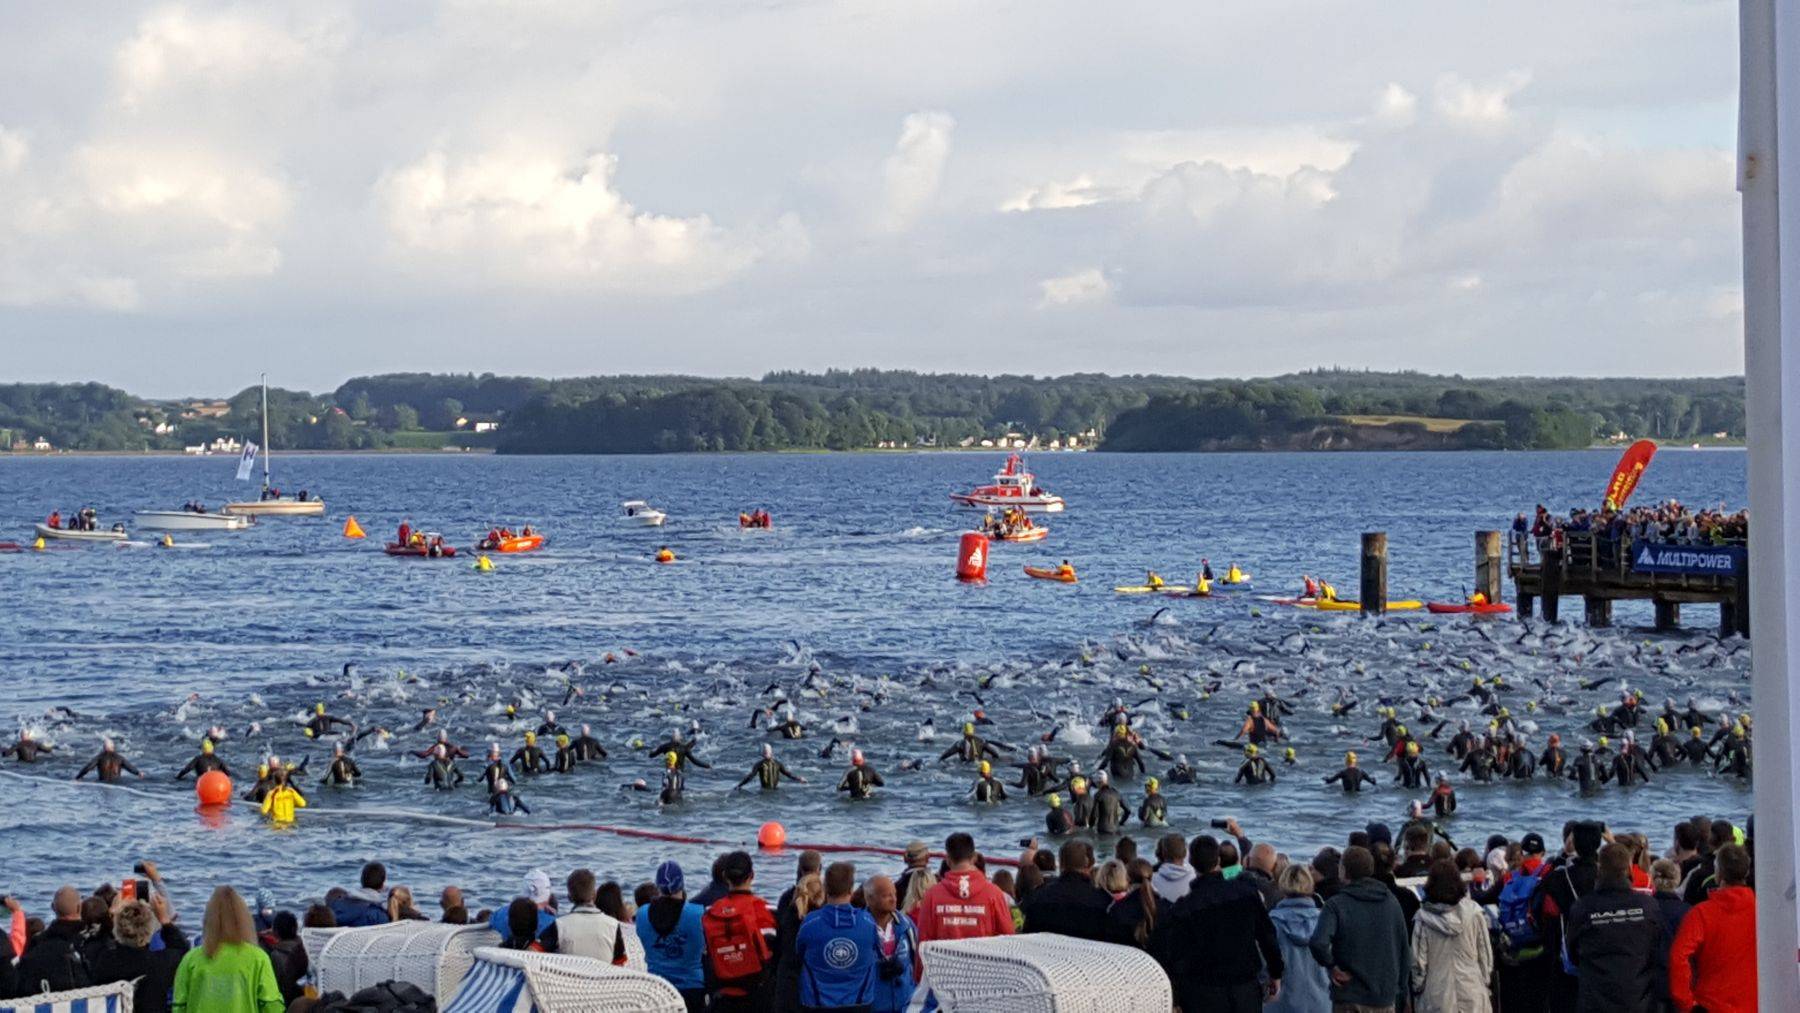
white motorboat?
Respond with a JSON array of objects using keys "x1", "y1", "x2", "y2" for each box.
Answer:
[
  {"x1": 221, "y1": 375, "x2": 327, "y2": 517},
  {"x1": 949, "y1": 454, "x2": 1066, "y2": 513},
  {"x1": 135, "y1": 510, "x2": 252, "y2": 531},
  {"x1": 622, "y1": 500, "x2": 667, "y2": 527},
  {"x1": 35, "y1": 522, "x2": 128, "y2": 542}
]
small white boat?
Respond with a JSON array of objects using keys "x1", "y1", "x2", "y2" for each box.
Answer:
[
  {"x1": 220, "y1": 375, "x2": 326, "y2": 517},
  {"x1": 135, "y1": 510, "x2": 252, "y2": 531},
  {"x1": 622, "y1": 500, "x2": 667, "y2": 527},
  {"x1": 35, "y1": 523, "x2": 128, "y2": 542},
  {"x1": 949, "y1": 454, "x2": 1066, "y2": 513}
]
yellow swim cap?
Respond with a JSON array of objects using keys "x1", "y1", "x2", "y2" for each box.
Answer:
[
  {"x1": 1146, "y1": 777, "x2": 1159, "y2": 791},
  {"x1": 979, "y1": 761, "x2": 992, "y2": 776},
  {"x1": 1345, "y1": 751, "x2": 1358, "y2": 764},
  {"x1": 315, "y1": 702, "x2": 326, "y2": 714},
  {"x1": 1245, "y1": 744, "x2": 1258, "y2": 757},
  {"x1": 202, "y1": 740, "x2": 214, "y2": 754},
  {"x1": 1248, "y1": 701, "x2": 1261, "y2": 714},
  {"x1": 963, "y1": 723, "x2": 975, "y2": 735},
  {"x1": 258, "y1": 763, "x2": 270, "y2": 777},
  {"x1": 1406, "y1": 741, "x2": 1420, "y2": 755},
  {"x1": 1284, "y1": 747, "x2": 1296, "y2": 760},
  {"x1": 1048, "y1": 793, "x2": 1062, "y2": 807},
  {"x1": 1114, "y1": 723, "x2": 1128, "y2": 736},
  {"x1": 524, "y1": 731, "x2": 537, "y2": 744},
  {"x1": 665, "y1": 751, "x2": 678, "y2": 767},
  {"x1": 556, "y1": 734, "x2": 570, "y2": 747}
]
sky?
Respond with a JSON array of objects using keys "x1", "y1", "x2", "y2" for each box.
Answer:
[{"x1": 0, "y1": 1, "x2": 1746, "y2": 397}]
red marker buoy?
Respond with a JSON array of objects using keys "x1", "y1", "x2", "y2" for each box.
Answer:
[
  {"x1": 195, "y1": 770, "x2": 233, "y2": 807},
  {"x1": 758, "y1": 821, "x2": 787, "y2": 850},
  {"x1": 956, "y1": 532, "x2": 989, "y2": 582}
]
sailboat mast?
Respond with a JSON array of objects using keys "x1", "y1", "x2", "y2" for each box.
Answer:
[{"x1": 260, "y1": 373, "x2": 271, "y2": 491}]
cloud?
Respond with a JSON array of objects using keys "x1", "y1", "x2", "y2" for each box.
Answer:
[
  {"x1": 1037, "y1": 268, "x2": 1112, "y2": 308},
  {"x1": 876, "y1": 111, "x2": 955, "y2": 232},
  {"x1": 378, "y1": 147, "x2": 785, "y2": 294}
]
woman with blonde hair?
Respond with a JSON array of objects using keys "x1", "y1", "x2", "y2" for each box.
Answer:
[
  {"x1": 774, "y1": 873, "x2": 825, "y2": 1012},
  {"x1": 172, "y1": 886, "x2": 284, "y2": 1012},
  {"x1": 386, "y1": 886, "x2": 425, "y2": 922}
]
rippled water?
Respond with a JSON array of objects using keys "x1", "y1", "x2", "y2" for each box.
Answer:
[{"x1": 0, "y1": 450, "x2": 1750, "y2": 916}]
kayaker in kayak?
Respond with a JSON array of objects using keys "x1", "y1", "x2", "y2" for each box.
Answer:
[
  {"x1": 655, "y1": 546, "x2": 676, "y2": 563},
  {"x1": 1057, "y1": 560, "x2": 1076, "y2": 579},
  {"x1": 1199, "y1": 558, "x2": 1214, "y2": 582},
  {"x1": 1143, "y1": 570, "x2": 1165, "y2": 590},
  {"x1": 1302, "y1": 574, "x2": 1319, "y2": 598},
  {"x1": 1226, "y1": 563, "x2": 1246, "y2": 583}
]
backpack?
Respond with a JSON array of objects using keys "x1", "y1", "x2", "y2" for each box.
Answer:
[
  {"x1": 703, "y1": 897, "x2": 771, "y2": 992},
  {"x1": 1496, "y1": 865, "x2": 1544, "y2": 952}
]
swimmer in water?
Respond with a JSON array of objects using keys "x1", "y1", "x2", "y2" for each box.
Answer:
[
  {"x1": 479, "y1": 744, "x2": 508, "y2": 792},
  {"x1": 301, "y1": 702, "x2": 354, "y2": 740},
  {"x1": 1394, "y1": 741, "x2": 1430, "y2": 789},
  {"x1": 1164, "y1": 754, "x2": 1197, "y2": 785},
  {"x1": 644, "y1": 729, "x2": 711, "y2": 771},
  {"x1": 736, "y1": 743, "x2": 806, "y2": 791},
  {"x1": 939, "y1": 723, "x2": 1001, "y2": 764},
  {"x1": 75, "y1": 739, "x2": 143, "y2": 783},
  {"x1": 1323, "y1": 751, "x2": 1376, "y2": 793},
  {"x1": 487, "y1": 774, "x2": 529, "y2": 815},
  {"x1": 510, "y1": 732, "x2": 548, "y2": 776},
  {"x1": 1089, "y1": 771, "x2": 1127, "y2": 834},
  {"x1": 412, "y1": 730, "x2": 469, "y2": 760},
  {"x1": 1235, "y1": 744, "x2": 1275, "y2": 786},
  {"x1": 1094, "y1": 724, "x2": 1146, "y2": 781},
  {"x1": 1137, "y1": 777, "x2": 1168, "y2": 827},
  {"x1": 321, "y1": 742, "x2": 362, "y2": 787},
  {"x1": 658, "y1": 752, "x2": 685, "y2": 805},
  {"x1": 535, "y1": 711, "x2": 567, "y2": 740},
  {"x1": 1, "y1": 731, "x2": 53, "y2": 764},
  {"x1": 968, "y1": 761, "x2": 1007, "y2": 804},
  {"x1": 174, "y1": 738, "x2": 230, "y2": 781},
  {"x1": 570, "y1": 724, "x2": 607, "y2": 761},
  {"x1": 767, "y1": 705, "x2": 806, "y2": 740},
  {"x1": 424, "y1": 744, "x2": 464, "y2": 790},
  {"x1": 551, "y1": 734, "x2": 577, "y2": 773},
  {"x1": 836, "y1": 749, "x2": 883, "y2": 800}
]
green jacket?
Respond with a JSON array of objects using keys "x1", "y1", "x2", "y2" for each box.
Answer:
[{"x1": 172, "y1": 941, "x2": 285, "y2": 1013}]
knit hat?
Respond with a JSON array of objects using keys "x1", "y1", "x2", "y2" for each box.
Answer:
[
  {"x1": 1521, "y1": 832, "x2": 1546, "y2": 855},
  {"x1": 655, "y1": 861, "x2": 685, "y2": 895}
]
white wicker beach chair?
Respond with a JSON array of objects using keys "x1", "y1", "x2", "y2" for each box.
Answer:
[
  {"x1": 443, "y1": 947, "x2": 684, "y2": 1013},
  {"x1": 0, "y1": 980, "x2": 134, "y2": 1013},
  {"x1": 312, "y1": 920, "x2": 500, "y2": 1006},
  {"x1": 915, "y1": 933, "x2": 1172, "y2": 1013}
]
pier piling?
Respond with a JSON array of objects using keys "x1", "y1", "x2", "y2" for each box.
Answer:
[
  {"x1": 1360, "y1": 533, "x2": 1388, "y2": 616},
  {"x1": 1654, "y1": 600, "x2": 1681, "y2": 631},
  {"x1": 1475, "y1": 531, "x2": 1503, "y2": 604},
  {"x1": 1584, "y1": 596, "x2": 1613, "y2": 628},
  {"x1": 1540, "y1": 548, "x2": 1564, "y2": 623}
]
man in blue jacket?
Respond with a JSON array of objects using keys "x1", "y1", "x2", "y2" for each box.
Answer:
[
  {"x1": 635, "y1": 861, "x2": 709, "y2": 1012},
  {"x1": 329, "y1": 862, "x2": 393, "y2": 928},
  {"x1": 795, "y1": 862, "x2": 880, "y2": 1013}
]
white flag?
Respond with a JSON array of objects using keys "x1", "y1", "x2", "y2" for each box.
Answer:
[{"x1": 235, "y1": 441, "x2": 259, "y2": 481}]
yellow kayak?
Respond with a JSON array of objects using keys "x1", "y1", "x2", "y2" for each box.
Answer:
[
  {"x1": 1305, "y1": 599, "x2": 1423, "y2": 612},
  {"x1": 1114, "y1": 584, "x2": 1190, "y2": 594}
]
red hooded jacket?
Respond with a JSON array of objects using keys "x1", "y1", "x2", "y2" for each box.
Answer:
[
  {"x1": 910, "y1": 868, "x2": 1015, "y2": 943},
  {"x1": 1668, "y1": 884, "x2": 1756, "y2": 1013}
]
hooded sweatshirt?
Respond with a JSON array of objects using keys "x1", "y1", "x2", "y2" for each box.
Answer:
[
  {"x1": 1668, "y1": 884, "x2": 1756, "y2": 1013},
  {"x1": 1308, "y1": 877, "x2": 1409, "y2": 1010},
  {"x1": 635, "y1": 898, "x2": 707, "y2": 992},
  {"x1": 796, "y1": 902, "x2": 880, "y2": 1009},
  {"x1": 911, "y1": 868, "x2": 1014, "y2": 943},
  {"x1": 1151, "y1": 862, "x2": 1195, "y2": 905},
  {"x1": 328, "y1": 887, "x2": 391, "y2": 928},
  {"x1": 1410, "y1": 898, "x2": 1494, "y2": 1013},
  {"x1": 1266, "y1": 898, "x2": 1330, "y2": 1013}
]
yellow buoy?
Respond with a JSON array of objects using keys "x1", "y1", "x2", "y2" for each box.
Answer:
[
  {"x1": 33, "y1": 537, "x2": 46, "y2": 551},
  {"x1": 342, "y1": 515, "x2": 366, "y2": 539}
]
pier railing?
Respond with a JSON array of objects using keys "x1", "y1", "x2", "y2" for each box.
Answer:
[{"x1": 1506, "y1": 530, "x2": 1748, "y2": 633}]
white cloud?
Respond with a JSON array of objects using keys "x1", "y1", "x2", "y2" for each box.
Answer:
[
  {"x1": 1038, "y1": 268, "x2": 1112, "y2": 308},
  {"x1": 876, "y1": 111, "x2": 955, "y2": 232},
  {"x1": 1372, "y1": 83, "x2": 1418, "y2": 128},
  {"x1": 379, "y1": 148, "x2": 778, "y2": 294},
  {"x1": 116, "y1": 7, "x2": 333, "y2": 110}
]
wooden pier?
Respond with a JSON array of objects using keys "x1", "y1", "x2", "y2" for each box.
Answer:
[{"x1": 1506, "y1": 531, "x2": 1749, "y2": 636}]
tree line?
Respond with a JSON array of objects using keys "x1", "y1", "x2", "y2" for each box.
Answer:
[{"x1": 0, "y1": 369, "x2": 1746, "y2": 453}]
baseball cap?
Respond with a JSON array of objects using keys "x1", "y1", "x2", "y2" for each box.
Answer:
[
  {"x1": 1520, "y1": 832, "x2": 1546, "y2": 855},
  {"x1": 655, "y1": 861, "x2": 685, "y2": 895},
  {"x1": 905, "y1": 840, "x2": 929, "y2": 864},
  {"x1": 524, "y1": 869, "x2": 553, "y2": 905}
]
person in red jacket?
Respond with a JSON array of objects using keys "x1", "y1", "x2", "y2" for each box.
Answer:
[
  {"x1": 701, "y1": 851, "x2": 779, "y2": 1013},
  {"x1": 1669, "y1": 843, "x2": 1756, "y2": 1013},
  {"x1": 910, "y1": 832, "x2": 1015, "y2": 945}
]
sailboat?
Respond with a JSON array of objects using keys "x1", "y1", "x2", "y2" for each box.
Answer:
[{"x1": 221, "y1": 375, "x2": 326, "y2": 517}]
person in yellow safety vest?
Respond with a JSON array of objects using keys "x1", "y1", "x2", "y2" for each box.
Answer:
[
  {"x1": 1227, "y1": 564, "x2": 1244, "y2": 584},
  {"x1": 1145, "y1": 570, "x2": 1164, "y2": 589},
  {"x1": 655, "y1": 546, "x2": 675, "y2": 563},
  {"x1": 261, "y1": 770, "x2": 307, "y2": 825},
  {"x1": 1319, "y1": 580, "x2": 1338, "y2": 602},
  {"x1": 1056, "y1": 559, "x2": 1076, "y2": 580},
  {"x1": 1470, "y1": 590, "x2": 1488, "y2": 605},
  {"x1": 1195, "y1": 573, "x2": 1212, "y2": 595}
]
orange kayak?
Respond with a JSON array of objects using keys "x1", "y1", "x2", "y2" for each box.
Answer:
[
  {"x1": 480, "y1": 534, "x2": 545, "y2": 553},
  {"x1": 1023, "y1": 565, "x2": 1077, "y2": 583}
]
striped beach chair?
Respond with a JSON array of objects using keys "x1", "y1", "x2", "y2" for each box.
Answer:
[
  {"x1": 443, "y1": 947, "x2": 683, "y2": 1013},
  {"x1": 0, "y1": 981, "x2": 134, "y2": 1013}
]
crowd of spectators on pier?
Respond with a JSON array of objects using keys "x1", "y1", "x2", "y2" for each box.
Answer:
[
  {"x1": 0, "y1": 809, "x2": 1758, "y2": 1013},
  {"x1": 1514, "y1": 500, "x2": 1749, "y2": 557}
]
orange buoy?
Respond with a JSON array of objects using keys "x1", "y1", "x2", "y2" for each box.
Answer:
[
  {"x1": 757, "y1": 821, "x2": 787, "y2": 850},
  {"x1": 195, "y1": 770, "x2": 233, "y2": 807},
  {"x1": 956, "y1": 532, "x2": 989, "y2": 582},
  {"x1": 342, "y1": 516, "x2": 366, "y2": 539}
]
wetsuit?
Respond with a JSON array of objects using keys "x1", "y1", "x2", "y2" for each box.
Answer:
[
  {"x1": 1715, "y1": 737, "x2": 1752, "y2": 779},
  {"x1": 425, "y1": 757, "x2": 465, "y2": 790},
  {"x1": 1094, "y1": 738, "x2": 1145, "y2": 781},
  {"x1": 535, "y1": 720, "x2": 567, "y2": 740},
  {"x1": 659, "y1": 767, "x2": 685, "y2": 805},
  {"x1": 1090, "y1": 785, "x2": 1127, "y2": 833},
  {"x1": 1394, "y1": 754, "x2": 1430, "y2": 789},
  {"x1": 2, "y1": 738, "x2": 52, "y2": 763},
  {"x1": 1446, "y1": 729, "x2": 1475, "y2": 760},
  {"x1": 412, "y1": 740, "x2": 469, "y2": 760},
  {"x1": 571, "y1": 733, "x2": 607, "y2": 761},
  {"x1": 1611, "y1": 747, "x2": 1652, "y2": 786},
  {"x1": 1568, "y1": 751, "x2": 1605, "y2": 793},
  {"x1": 1459, "y1": 746, "x2": 1496, "y2": 783},
  {"x1": 321, "y1": 754, "x2": 362, "y2": 786},
  {"x1": 552, "y1": 746, "x2": 577, "y2": 774},
  {"x1": 1237, "y1": 715, "x2": 1282, "y2": 745},
  {"x1": 1372, "y1": 717, "x2": 1400, "y2": 747},
  {"x1": 1046, "y1": 806, "x2": 1075, "y2": 836},
  {"x1": 1235, "y1": 757, "x2": 1275, "y2": 785},
  {"x1": 737, "y1": 757, "x2": 803, "y2": 790},
  {"x1": 480, "y1": 760, "x2": 508, "y2": 792},
  {"x1": 1069, "y1": 790, "x2": 1096, "y2": 828},
  {"x1": 1257, "y1": 694, "x2": 1295, "y2": 720},
  {"x1": 1137, "y1": 790, "x2": 1168, "y2": 827},
  {"x1": 969, "y1": 775, "x2": 1007, "y2": 804},
  {"x1": 1504, "y1": 749, "x2": 1535, "y2": 780},
  {"x1": 1013, "y1": 761, "x2": 1056, "y2": 796},
  {"x1": 1681, "y1": 735, "x2": 1711, "y2": 766},
  {"x1": 1323, "y1": 765, "x2": 1376, "y2": 793},
  {"x1": 769, "y1": 719, "x2": 806, "y2": 740},
  {"x1": 1614, "y1": 700, "x2": 1643, "y2": 729},
  {"x1": 1164, "y1": 762, "x2": 1197, "y2": 785},
  {"x1": 939, "y1": 733, "x2": 999, "y2": 764},
  {"x1": 1428, "y1": 786, "x2": 1457, "y2": 819},
  {"x1": 75, "y1": 750, "x2": 142, "y2": 783},
  {"x1": 510, "y1": 744, "x2": 548, "y2": 775},
  {"x1": 645, "y1": 740, "x2": 711, "y2": 771},
  {"x1": 1537, "y1": 744, "x2": 1567, "y2": 776},
  {"x1": 837, "y1": 765, "x2": 884, "y2": 800},
  {"x1": 303, "y1": 713, "x2": 354, "y2": 739},
  {"x1": 489, "y1": 789, "x2": 529, "y2": 815},
  {"x1": 1649, "y1": 733, "x2": 1683, "y2": 769},
  {"x1": 175, "y1": 752, "x2": 230, "y2": 780}
]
